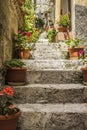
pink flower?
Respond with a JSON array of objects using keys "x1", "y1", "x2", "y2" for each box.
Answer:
[
  {"x1": 26, "y1": 32, "x2": 31, "y2": 37},
  {"x1": 21, "y1": 32, "x2": 25, "y2": 35},
  {"x1": 78, "y1": 49, "x2": 84, "y2": 55}
]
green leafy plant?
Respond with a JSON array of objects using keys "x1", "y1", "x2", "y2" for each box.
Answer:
[
  {"x1": 5, "y1": 59, "x2": 26, "y2": 68},
  {"x1": 65, "y1": 38, "x2": 83, "y2": 48},
  {"x1": 21, "y1": 0, "x2": 35, "y2": 16},
  {"x1": 35, "y1": 17, "x2": 45, "y2": 30},
  {"x1": 0, "y1": 86, "x2": 19, "y2": 115},
  {"x1": 23, "y1": 15, "x2": 40, "y2": 43},
  {"x1": 20, "y1": 0, "x2": 40, "y2": 43},
  {"x1": 57, "y1": 13, "x2": 71, "y2": 27},
  {"x1": 47, "y1": 28, "x2": 56, "y2": 42}
]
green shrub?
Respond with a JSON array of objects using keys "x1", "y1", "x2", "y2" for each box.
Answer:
[
  {"x1": 57, "y1": 13, "x2": 71, "y2": 27},
  {"x1": 5, "y1": 59, "x2": 26, "y2": 68},
  {"x1": 47, "y1": 28, "x2": 56, "y2": 42}
]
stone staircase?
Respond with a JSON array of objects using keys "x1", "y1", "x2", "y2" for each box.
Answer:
[{"x1": 15, "y1": 33, "x2": 87, "y2": 130}]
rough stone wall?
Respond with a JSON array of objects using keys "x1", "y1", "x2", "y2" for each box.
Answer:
[
  {"x1": 0, "y1": 0, "x2": 23, "y2": 66},
  {"x1": 75, "y1": 0, "x2": 87, "y2": 42},
  {"x1": 0, "y1": 0, "x2": 23, "y2": 84}
]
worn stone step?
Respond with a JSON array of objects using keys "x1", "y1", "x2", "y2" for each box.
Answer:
[
  {"x1": 34, "y1": 42, "x2": 67, "y2": 50},
  {"x1": 38, "y1": 39, "x2": 49, "y2": 43},
  {"x1": 14, "y1": 84, "x2": 87, "y2": 104},
  {"x1": 26, "y1": 69, "x2": 82, "y2": 84},
  {"x1": 23, "y1": 59, "x2": 84, "y2": 84},
  {"x1": 32, "y1": 42, "x2": 68, "y2": 59},
  {"x1": 17, "y1": 103, "x2": 87, "y2": 130},
  {"x1": 24, "y1": 59, "x2": 84, "y2": 70},
  {"x1": 32, "y1": 50, "x2": 68, "y2": 59}
]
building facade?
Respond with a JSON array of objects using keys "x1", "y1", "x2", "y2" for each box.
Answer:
[{"x1": 36, "y1": 0, "x2": 87, "y2": 41}]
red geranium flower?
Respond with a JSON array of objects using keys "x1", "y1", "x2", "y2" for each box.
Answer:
[
  {"x1": 3, "y1": 86, "x2": 14, "y2": 96},
  {"x1": 0, "y1": 86, "x2": 19, "y2": 116}
]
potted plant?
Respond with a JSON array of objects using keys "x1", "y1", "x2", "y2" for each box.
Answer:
[
  {"x1": 14, "y1": 30, "x2": 32, "y2": 59},
  {"x1": 65, "y1": 38, "x2": 84, "y2": 59},
  {"x1": 57, "y1": 13, "x2": 71, "y2": 32},
  {"x1": 47, "y1": 28, "x2": 57, "y2": 42},
  {"x1": 5, "y1": 59, "x2": 27, "y2": 85},
  {"x1": 0, "y1": 86, "x2": 21, "y2": 130}
]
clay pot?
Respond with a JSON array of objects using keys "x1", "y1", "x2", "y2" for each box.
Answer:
[
  {"x1": 58, "y1": 27, "x2": 68, "y2": 32},
  {"x1": 0, "y1": 110, "x2": 21, "y2": 130},
  {"x1": 5, "y1": 67, "x2": 27, "y2": 85},
  {"x1": 68, "y1": 47, "x2": 84, "y2": 59},
  {"x1": 18, "y1": 49, "x2": 30, "y2": 59},
  {"x1": 81, "y1": 68, "x2": 87, "y2": 84}
]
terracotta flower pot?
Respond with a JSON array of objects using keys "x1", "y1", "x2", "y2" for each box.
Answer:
[
  {"x1": 0, "y1": 110, "x2": 21, "y2": 130},
  {"x1": 18, "y1": 49, "x2": 30, "y2": 59},
  {"x1": 68, "y1": 47, "x2": 84, "y2": 59},
  {"x1": 5, "y1": 67, "x2": 27, "y2": 85},
  {"x1": 81, "y1": 68, "x2": 87, "y2": 84},
  {"x1": 58, "y1": 27, "x2": 68, "y2": 32}
]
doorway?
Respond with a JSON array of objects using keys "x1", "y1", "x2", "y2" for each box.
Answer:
[{"x1": 61, "y1": 0, "x2": 71, "y2": 15}]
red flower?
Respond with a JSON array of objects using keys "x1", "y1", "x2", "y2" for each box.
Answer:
[
  {"x1": 3, "y1": 86, "x2": 14, "y2": 96},
  {"x1": 26, "y1": 32, "x2": 31, "y2": 37},
  {"x1": 0, "y1": 91, "x2": 3, "y2": 96}
]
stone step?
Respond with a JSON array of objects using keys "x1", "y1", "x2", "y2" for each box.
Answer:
[
  {"x1": 23, "y1": 59, "x2": 84, "y2": 70},
  {"x1": 23, "y1": 59, "x2": 84, "y2": 84},
  {"x1": 32, "y1": 42, "x2": 68, "y2": 59},
  {"x1": 32, "y1": 50, "x2": 68, "y2": 59},
  {"x1": 14, "y1": 84, "x2": 87, "y2": 104},
  {"x1": 26, "y1": 69, "x2": 82, "y2": 84},
  {"x1": 35, "y1": 42, "x2": 67, "y2": 49},
  {"x1": 17, "y1": 103, "x2": 87, "y2": 130},
  {"x1": 38, "y1": 39, "x2": 49, "y2": 43}
]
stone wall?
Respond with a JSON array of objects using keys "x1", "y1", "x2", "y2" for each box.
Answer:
[
  {"x1": 0, "y1": 0, "x2": 23, "y2": 84},
  {"x1": 0, "y1": 0, "x2": 23, "y2": 66},
  {"x1": 75, "y1": 0, "x2": 87, "y2": 42}
]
